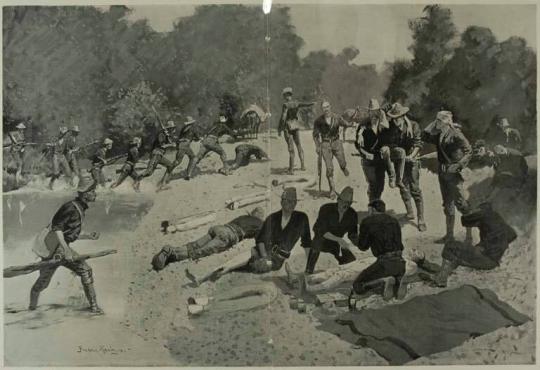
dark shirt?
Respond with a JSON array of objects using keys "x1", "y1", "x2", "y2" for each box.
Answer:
[
  {"x1": 461, "y1": 204, "x2": 517, "y2": 262},
  {"x1": 176, "y1": 124, "x2": 199, "y2": 143},
  {"x1": 313, "y1": 113, "x2": 348, "y2": 142},
  {"x1": 383, "y1": 119, "x2": 423, "y2": 155},
  {"x1": 493, "y1": 148, "x2": 528, "y2": 184},
  {"x1": 126, "y1": 145, "x2": 140, "y2": 164},
  {"x1": 422, "y1": 126, "x2": 472, "y2": 169},
  {"x1": 487, "y1": 127, "x2": 522, "y2": 150},
  {"x1": 313, "y1": 203, "x2": 358, "y2": 244},
  {"x1": 358, "y1": 213, "x2": 404, "y2": 257},
  {"x1": 356, "y1": 122, "x2": 387, "y2": 160},
  {"x1": 228, "y1": 215, "x2": 264, "y2": 240},
  {"x1": 51, "y1": 199, "x2": 88, "y2": 244},
  {"x1": 152, "y1": 131, "x2": 172, "y2": 151},
  {"x1": 52, "y1": 133, "x2": 68, "y2": 155},
  {"x1": 235, "y1": 144, "x2": 267, "y2": 165},
  {"x1": 255, "y1": 210, "x2": 312, "y2": 270},
  {"x1": 91, "y1": 147, "x2": 108, "y2": 167},
  {"x1": 64, "y1": 134, "x2": 78, "y2": 156}
]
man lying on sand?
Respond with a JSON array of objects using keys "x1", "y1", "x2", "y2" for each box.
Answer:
[
  {"x1": 151, "y1": 207, "x2": 266, "y2": 271},
  {"x1": 185, "y1": 187, "x2": 312, "y2": 284}
]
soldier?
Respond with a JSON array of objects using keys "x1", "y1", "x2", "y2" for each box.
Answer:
[
  {"x1": 417, "y1": 202, "x2": 517, "y2": 287},
  {"x1": 313, "y1": 101, "x2": 352, "y2": 198},
  {"x1": 355, "y1": 99, "x2": 389, "y2": 208},
  {"x1": 90, "y1": 138, "x2": 113, "y2": 187},
  {"x1": 29, "y1": 177, "x2": 104, "y2": 314},
  {"x1": 172, "y1": 116, "x2": 199, "y2": 181},
  {"x1": 349, "y1": 199, "x2": 407, "y2": 304},
  {"x1": 7, "y1": 122, "x2": 28, "y2": 185},
  {"x1": 304, "y1": 186, "x2": 359, "y2": 274},
  {"x1": 188, "y1": 115, "x2": 236, "y2": 178},
  {"x1": 151, "y1": 207, "x2": 266, "y2": 272},
  {"x1": 110, "y1": 137, "x2": 142, "y2": 191},
  {"x1": 141, "y1": 120, "x2": 176, "y2": 191},
  {"x1": 48, "y1": 126, "x2": 73, "y2": 190},
  {"x1": 65, "y1": 125, "x2": 81, "y2": 185},
  {"x1": 229, "y1": 143, "x2": 269, "y2": 171},
  {"x1": 422, "y1": 111, "x2": 472, "y2": 243},
  {"x1": 385, "y1": 103, "x2": 427, "y2": 231},
  {"x1": 278, "y1": 87, "x2": 315, "y2": 175}
]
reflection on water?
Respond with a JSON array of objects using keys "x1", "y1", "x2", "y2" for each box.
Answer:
[{"x1": 3, "y1": 191, "x2": 153, "y2": 246}]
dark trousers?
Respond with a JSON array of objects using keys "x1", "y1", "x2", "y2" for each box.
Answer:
[
  {"x1": 283, "y1": 129, "x2": 304, "y2": 170},
  {"x1": 31, "y1": 251, "x2": 94, "y2": 294},
  {"x1": 438, "y1": 171, "x2": 469, "y2": 216},
  {"x1": 142, "y1": 151, "x2": 174, "y2": 177},
  {"x1": 442, "y1": 241, "x2": 499, "y2": 270},
  {"x1": 305, "y1": 236, "x2": 356, "y2": 273},
  {"x1": 66, "y1": 154, "x2": 80, "y2": 177},
  {"x1": 192, "y1": 138, "x2": 228, "y2": 174},
  {"x1": 113, "y1": 163, "x2": 140, "y2": 186},
  {"x1": 361, "y1": 159, "x2": 385, "y2": 202},
  {"x1": 174, "y1": 141, "x2": 195, "y2": 172},
  {"x1": 352, "y1": 255, "x2": 405, "y2": 294}
]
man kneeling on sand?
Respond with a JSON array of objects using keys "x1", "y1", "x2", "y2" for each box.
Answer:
[
  {"x1": 151, "y1": 207, "x2": 266, "y2": 271},
  {"x1": 185, "y1": 187, "x2": 312, "y2": 285}
]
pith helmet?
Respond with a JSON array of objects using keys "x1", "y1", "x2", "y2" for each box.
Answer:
[
  {"x1": 282, "y1": 87, "x2": 293, "y2": 96},
  {"x1": 16, "y1": 123, "x2": 26, "y2": 130},
  {"x1": 71, "y1": 125, "x2": 80, "y2": 132},
  {"x1": 59, "y1": 126, "x2": 68, "y2": 134},
  {"x1": 103, "y1": 138, "x2": 113, "y2": 146}
]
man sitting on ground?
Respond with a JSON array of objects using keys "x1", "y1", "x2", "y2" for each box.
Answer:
[
  {"x1": 151, "y1": 207, "x2": 266, "y2": 271},
  {"x1": 418, "y1": 202, "x2": 517, "y2": 287}
]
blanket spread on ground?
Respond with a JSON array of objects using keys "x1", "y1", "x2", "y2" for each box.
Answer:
[{"x1": 317, "y1": 284, "x2": 530, "y2": 365}]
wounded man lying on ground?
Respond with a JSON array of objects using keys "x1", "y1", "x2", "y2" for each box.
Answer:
[
  {"x1": 185, "y1": 187, "x2": 312, "y2": 285},
  {"x1": 151, "y1": 207, "x2": 266, "y2": 271},
  {"x1": 229, "y1": 143, "x2": 269, "y2": 171},
  {"x1": 418, "y1": 202, "x2": 517, "y2": 288}
]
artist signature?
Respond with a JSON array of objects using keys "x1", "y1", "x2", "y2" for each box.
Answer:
[{"x1": 76, "y1": 345, "x2": 131, "y2": 355}]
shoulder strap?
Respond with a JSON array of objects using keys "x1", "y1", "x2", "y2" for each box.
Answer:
[
  {"x1": 71, "y1": 201, "x2": 85, "y2": 223},
  {"x1": 438, "y1": 130, "x2": 453, "y2": 163}
]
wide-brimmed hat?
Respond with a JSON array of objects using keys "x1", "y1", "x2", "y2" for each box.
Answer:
[
  {"x1": 130, "y1": 136, "x2": 142, "y2": 145},
  {"x1": 71, "y1": 125, "x2": 80, "y2": 132},
  {"x1": 59, "y1": 126, "x2": 68, "y2": 134},
  {"x1": 367, "y1": 98, "x2": 381, "y2": 111},
  {"x1": 386, "y1": 103, "x2": 410, "y2": 118},
  {"x1": 16, "y1": 123, "x2": 26, "y2": 129},
  {"x1": 184, "y1": 116, "x2": 196, "y2": 125},
  {"x1": 436, "y1": 110, "x2": 453, "y2": 122},
  {"x1": 337, "y1": 186, "x2": 355, "y2": 203},
  {"x1": 103, "y1": 138, "x2": 113, "y2": 146},
  {"x1": 498, "y1": 118, "x2": 510, "y2": 128},
  {"x1": 165, "y1": 120, "x2": 176, "y2": 129},
  {"x1": 77, "y1": 176, "x2": 97, "y2": 193},
  {"x1": 282, "y1": 87, "x2": 293, "y2": 96},
  {"x1": 281, "y1": 187, "x2": 297, "y2": 201}
]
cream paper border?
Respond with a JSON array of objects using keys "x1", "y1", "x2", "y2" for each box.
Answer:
[{"x1": 0, "y1": 0, "x2": 538, "y2": 369}]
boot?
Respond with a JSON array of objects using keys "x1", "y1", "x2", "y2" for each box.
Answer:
[
  {"x1": 151, "y1": 245, "x2": 189, "y2": 271},
  {"x1": 404, "y1": 200, "x2": 415, "y2": 220},
  {"x1": 305, "y1": 249, "x2": 321, "y2": 275},
  {"x1": 287, "y1": 155, "x2": 295, "y2": 175},
  {"x1": 435, "y1": 215, "x2": 455, "y2": 244},
  {"x1": 185, "y1": 158, "x2": 196, "y2": 180},
  {"x1": 299, "y1": 150, "x2": 306, "y2": 171},
  {"x1": 415, "y1": 198, "x2": 427, "y2": 232},
  {"x1": 327, "y1": 177, "x2": 337, "y2": 199},
  {"x1": 83, "y1": 283, "x2": 104, "y2": 315},
  {"x1": 431, "y1": 259, "x2": 457, "y2": 287},
  {"x1": 29, "y1": 289, "x2": 40, "y2": 311}
]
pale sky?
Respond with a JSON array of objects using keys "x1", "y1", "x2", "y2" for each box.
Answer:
[{"x1": 126, "y1": 3, "x2": 536, "y2": 67}]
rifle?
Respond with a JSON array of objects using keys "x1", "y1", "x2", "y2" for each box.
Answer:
[
  {"x1": 68, "y1": 140, "x2": 100, "y2": 155},
  {"x1": 4, "y1": 249, "x2": 117, "y2": 278},
  {"x1": 3, "y1": 142, "x2": 41, "y2": 149},
  {"x1": 317, "y1": 147, "x2": 322, "y2": 192},
  {"x1": 151, "y1": 105, "x2": 173, "y2": 144},
  {"x1": 103, "y1": 153, "x2": 128, "y2": 166}
]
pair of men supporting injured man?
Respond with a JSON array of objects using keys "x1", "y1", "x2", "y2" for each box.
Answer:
[{"x1": 152, "y1": 185, "x2": 517, "y2": 301}]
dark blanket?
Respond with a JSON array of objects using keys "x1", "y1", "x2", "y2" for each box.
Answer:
[{"x1": 317, "y1": 285, "x2": 530, "y2": 365}]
